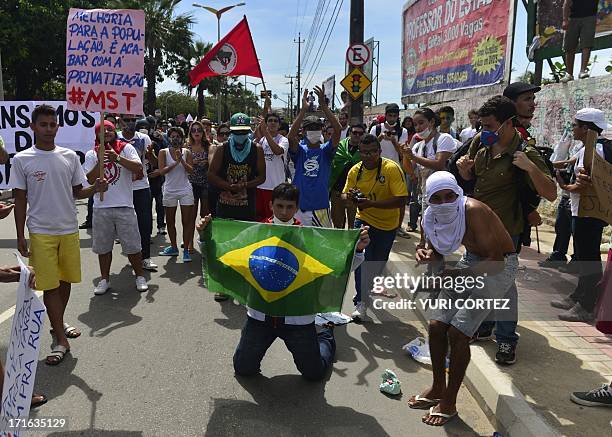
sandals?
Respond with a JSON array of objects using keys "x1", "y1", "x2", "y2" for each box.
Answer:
[
  {"x1": 50, "y1": 323, "x2": 81, "y2": 339},
  {"x1": 422, "y1": 406, "x2": 458, "y2": 426},
  {"x1": 31, "y1": 393, "x2": 48, "y2": 409},
  {"x1": 408, "y1": 395, "x2": 440, "y2": 409},
  {"x1": 46, "y1": 345, "x2": 70, "y2": 366},
  {"x1": 214, "y1": 293, "x2": 229, "y2": 302}
]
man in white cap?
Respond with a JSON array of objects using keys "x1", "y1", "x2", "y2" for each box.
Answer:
[
  {"x1": 409, "y1": 171, "x2": 518, "y2": 426},
  {"x1": 551, "y1": 108, "x2": 611, "y2": 322}
]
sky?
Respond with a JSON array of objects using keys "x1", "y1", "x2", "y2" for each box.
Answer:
[{"x1": 159, "y1": 0, "x2": 612, "y2": 108}]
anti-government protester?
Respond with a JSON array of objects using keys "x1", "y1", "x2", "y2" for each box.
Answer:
[
  {"x1": 83, "y1": 120, "x2": 149, "y2": 297},
  {"x1": 12, "y1": 104, "x2": 108, "y2": 365},
  {"x1": 287, "y1": 86, "x2": 341, "y2": 227},
  {"x1": 411, "y1": 171, "x2": 518, "y2": 426},
  {"x1": 370, "y1": 103, "x2": 408, "y2": 165}
]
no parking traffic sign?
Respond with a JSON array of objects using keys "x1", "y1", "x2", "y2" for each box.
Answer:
[{"x1": 346, "y1": 43, "x2": 370, "y2": 67}]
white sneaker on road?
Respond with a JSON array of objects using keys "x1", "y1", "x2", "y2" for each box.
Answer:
[
  {"x1": 94, "y1": 279, "x2": 110, "y2": 295},
  {"x1": 142, "y1": 258, "x2": 158, "y2": 271},
  {"x1": 578, "y1": 69, "x2": 590, "y2": 79},
  {"x1": 351, "y1": 302, "x2": 369, "y2": 322},
  {"x1": 135, "y1": 276, "x2": 149, "y2": 292},
  {"x1": 560, "y1": 72, "x2": 574, "y2": 83}
]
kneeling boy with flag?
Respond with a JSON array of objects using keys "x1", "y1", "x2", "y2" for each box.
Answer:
[{"x1": 197, "y1": 183, "x2": 369, "y2": 380}]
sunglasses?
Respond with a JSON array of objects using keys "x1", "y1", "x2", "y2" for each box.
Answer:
[
  {"x1": 218, "y1": 131, "x2": 230, "y2": 136},
  {"x1": 352, "y1": 131, "x2": 365, "y2": 136},
  {"x1": 191, "y1": 128, "x2": 203, "y2": 133}
]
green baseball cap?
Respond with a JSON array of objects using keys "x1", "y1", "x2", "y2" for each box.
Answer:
[{"x1": 229, "y1": 113, "x2": 251, "y2": 131}]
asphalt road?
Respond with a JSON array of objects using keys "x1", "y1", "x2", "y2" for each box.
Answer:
[{"x1": 0, "y1": 201, "x2": 494, "y2": 436}]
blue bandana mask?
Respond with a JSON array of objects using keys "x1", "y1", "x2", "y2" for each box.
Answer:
[
  {"x1": 229, "y1": 133, "x2": 252, "y2": 162},
  {"x1": 481, "y1": 117, "x2": 513, "y2": 147}
]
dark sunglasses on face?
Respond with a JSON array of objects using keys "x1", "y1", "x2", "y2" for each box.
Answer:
[
  {"x1": 360, "y1": 149, "x2": 379, "y2": 156},
  {"x1": 218, "y1": 131, "x2": 230, "y2": 136},
  {"x1": 352, "y1": 131, "x2": 365, "y2": 136},
  {"x1": 191, "y1": 128, "x2": 203, "y2": 133}
]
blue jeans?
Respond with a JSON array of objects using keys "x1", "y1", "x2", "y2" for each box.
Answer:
[
  {"x1": 133, "y1": 188, "x2": 152, "y2": 260},
  {"x1": 353, "y1": 219, "x2": 397, "y2": 305},
  {"x1": 233, "y1": 317, "x2": 335, "y2": 381},
  {"x1": 477, "y1": 235, "x2": 520, "y2": 345}
]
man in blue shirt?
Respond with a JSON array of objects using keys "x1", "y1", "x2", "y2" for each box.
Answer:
[{"x1": 287, "y1": 86, "x2": 342, "y2": 227}]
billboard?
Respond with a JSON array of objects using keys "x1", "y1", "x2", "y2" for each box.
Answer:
[
  {"x1": 536, "y1": 0, "x2": 612, "y2": 52},
  {"x1": 362, "y1": 38, "x2": 375, "y2": 106},
  {"x1": 401, "y1": 0, "x2": 514, "y2": 103}
]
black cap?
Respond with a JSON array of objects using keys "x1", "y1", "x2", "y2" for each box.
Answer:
[
  {"x1": 503, "y1": 82, "x2": 541, "y2": 101},
  {"x1": 385, "y1": 103, "x2": 400, "y2": 114},
  {"x1": 303, "y1": 115, "x2": 323, "y2": 130}
]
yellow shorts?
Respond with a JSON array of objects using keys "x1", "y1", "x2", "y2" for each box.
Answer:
[{"x1": 29, "y1": 233, "x2": 81, "y2": 291}]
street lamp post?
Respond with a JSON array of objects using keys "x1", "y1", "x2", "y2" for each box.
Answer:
[
  {"x1": 248, "y1": 81, "x2": 261, "y2": 108},
  {"x1": 193, "y1": 2, "x2": 246, "y2": 123}
]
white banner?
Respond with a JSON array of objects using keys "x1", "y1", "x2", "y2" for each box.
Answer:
[
  {"x1": 0, "y1": 101, "x2": 98, "y2": 189},
  {"x1": 0, "y1": 255, "x2": 46, "y2": 436},
  {"x1": 322, "y1": 76, "x2": 335, "y2": 110}
]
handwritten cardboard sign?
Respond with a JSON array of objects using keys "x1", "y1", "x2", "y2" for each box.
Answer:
[
  {"x1": 578, "y1": 130, "x2": 612, "y2": 225},
  {"x1": 0, "y1": 256, "x2": 46, "y2": 436},
  {"x1": 66, "y1": 8, "x2": 145, "y2": 114}
]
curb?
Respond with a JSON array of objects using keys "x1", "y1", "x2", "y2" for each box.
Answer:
[{"x1": 386, "y1": 251, "x2": 557, "y2": 437}]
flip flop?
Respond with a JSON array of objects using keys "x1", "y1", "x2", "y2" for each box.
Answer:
[
  {"x1": 422, "y1": 406, "x2": 458, "y2": 426},
  {"x1": 31, "y1": 393, "x2": 48, "y2": 409},
  {"x1": 369, "y1": 290, "x2": 398, "y2": 299},
  {"x1": 46, "y1": 345, "x2": 70, "y2": 366},
  {"x1": 408, "y1": 395, "x2": 441, "y2": 409},
  {"x1": 214, "y1": 293, "x2": 229, "y2": 302},
  {"x1": 50, "y1": 323, "x2": 81, "y2": 339}
]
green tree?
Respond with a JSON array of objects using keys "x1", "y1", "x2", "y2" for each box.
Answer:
[
  {"x1": 111, "y1": 0, "x2": 194, "y2": 114},
  {"x1": 175, "y1": 40, "x2": 214, "y2": 118},
  {"x1": 0, "y1": 0, "x2": 101, "y2": 99},
  {"x1": 156, "y1": 91, "x2": 197, "y2": 119}
]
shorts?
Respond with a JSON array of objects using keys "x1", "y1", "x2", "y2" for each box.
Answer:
[
  {"x1": 163, "y1": 191, "x2": 195, "y2": 207},
  {"x1": 255, "y1": 188, "x2": 273, "y2": 220},
  {"x1": 92, "y1": 207, "x2": 142, "y2": 255},
  {"x1": 295, "y1": 208, "x2": 333, "y2": 228},
  {"x1": 428, "y1": 253, "x2": 518, "y2": 337},
  {"x1": 192, "y1": 183, "x2": 208, "y2": 201},
  {"x1": 564, "y1": 16, "x2": 597, "y2": 51},
  {"x1": 29, "y1": 232, "x2": 81, "y2": 290}
]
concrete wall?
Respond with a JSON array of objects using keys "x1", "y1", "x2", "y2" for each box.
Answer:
[{"x1": 399, "y1": 75, "x2": 612, "y2": 147}]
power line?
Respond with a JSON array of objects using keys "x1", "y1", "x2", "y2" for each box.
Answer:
[
  {"x1": 301, "y1": 0, "x2": 325, "y2": 71},
  {"x1": 302, "y1": 0, "x2": 334, "y2": 74},
  {"x1": 304, "y1": 0, "x2": 344, "y2": 88}
]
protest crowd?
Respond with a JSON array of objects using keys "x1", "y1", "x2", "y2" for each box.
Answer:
[
  {"x1": 0, "y1": 0, "x2": 611, "y2": 432},
  {"x1": 2, "y1": 80, "x2": 611, "y2": 427}
]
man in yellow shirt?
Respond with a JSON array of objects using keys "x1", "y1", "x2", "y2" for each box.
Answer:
[{"x1": 343, "y1": 133, "x2": 408, "y2": 320}]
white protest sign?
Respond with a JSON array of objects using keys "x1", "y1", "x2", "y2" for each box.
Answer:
[
  {"x1": 0, "y1": 256, "x2": 46, "y2": 436},
  {"x1": 0, "y1": 101, "x2": 98, "y2": 189},
  {"x1": 66, "y1": 9, "x2": 145, "y2": 114}
]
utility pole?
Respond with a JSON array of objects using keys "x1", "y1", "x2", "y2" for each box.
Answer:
[
  {"x1": 294, "y1": 33, "x2": 305, "y2": 113},
  {"x1": 349, "y1": 0, "x2": 364, "y2": 124},
  {"x1": 284, "y1": 75, "x2": 295, "y2": 122}
]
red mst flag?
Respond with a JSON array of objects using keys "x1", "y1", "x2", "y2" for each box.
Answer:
[{"x1": 189, "y1": 16, "x2": 263, "y2": 86}]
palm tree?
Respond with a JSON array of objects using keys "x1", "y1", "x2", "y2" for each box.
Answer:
[
  {"x1": 110, "y1": 0, "x2": 194, "y2": 114},
  {"x1": 176, "y1": 40, "x2": 214, "y2": 118}
]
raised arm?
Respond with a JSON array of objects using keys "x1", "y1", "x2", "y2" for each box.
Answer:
[
  {"x1": 314, "y1": 85, "x2": 341, "y2": 147},
  {"x1": 288, "y1": 89, "x2": 309, "y2": 152}
]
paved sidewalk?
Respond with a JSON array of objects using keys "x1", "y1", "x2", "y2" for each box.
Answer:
[{"x1": 388, "y1": 222, "x2": 611, "y2": 437}]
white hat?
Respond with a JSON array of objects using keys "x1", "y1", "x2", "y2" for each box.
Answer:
[{"x1": 575, "y1": 108, "x2": 611, "y2": 130}]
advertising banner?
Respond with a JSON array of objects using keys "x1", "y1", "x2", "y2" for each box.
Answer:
[{"x1": 401, "y1": 0, "x2": 513, "y2": 102}]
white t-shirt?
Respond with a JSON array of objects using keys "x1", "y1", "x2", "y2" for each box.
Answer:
[
  {"x1": 411, "y1": 133, "x2": 457, "y2": 171},
  {"x1": 10, "y1": 146, "x2": 86, "y2": 235},
  {"x1": 119, "y1": 131, "x2": 151, "y2": 191},
  {"x1": 369, "y1": 124, "x2": 408, "y2": 164},
  {"x1": 570, "y1": 143, "x2": 604, "y2": 217},
  {"x1": 83, "y1": 144, "x2": 140, "y2": 209},
  {"x1": 459, "y1": 127, "x2": 477, "y2": 144},
  {"x1": 259, "y1": 134, "x2": 289, "y2": 190},
  {"x1": 340, "y1": 126, "x2": 349, "y2": 140}
]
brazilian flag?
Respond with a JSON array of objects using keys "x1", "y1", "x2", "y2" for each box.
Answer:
[{"x1": 201, "y1": 219, "x2": 360, "y2": 316}]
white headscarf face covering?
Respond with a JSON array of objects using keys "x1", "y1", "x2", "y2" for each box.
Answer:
[{"x1": 422, "y1": 171, "x2": 467, "y2": 256}]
